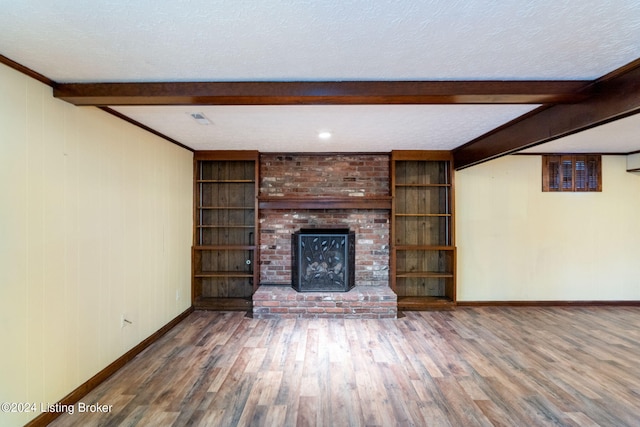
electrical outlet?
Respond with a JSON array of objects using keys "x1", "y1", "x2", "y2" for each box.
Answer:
[
  {"x1": 121, "y1": 314, "x2": 132, "y2": 328},
  {"x1": 176, "y1": 289, "x2": 181, "y2": 302}
]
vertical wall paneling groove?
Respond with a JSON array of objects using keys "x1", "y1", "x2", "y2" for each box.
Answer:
[{"x1": 25, "y1": 74, "x2": 46, "y2": 407}]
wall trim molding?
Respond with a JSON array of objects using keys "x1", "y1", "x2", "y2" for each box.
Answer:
[
  {"x1": 100, "y1": 107, "x2": 194, "y2": 152},
  {"x1": 0, "y1": 54, "x2": 54, "y2": 87},
  {"x1": 457, "y1": 300, "x2": 640, "y2": 307},
  {"x1": 25, "y1": 307, "x2": 194, "y2": 427},
  {"x1": 514, "y1": 152, "x2": 629, "y2": 156},
  {"x1": 0, "y1": 55, "x2": 191, "y2": 153}
]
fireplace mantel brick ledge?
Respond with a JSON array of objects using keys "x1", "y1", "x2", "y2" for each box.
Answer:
[{"x1": 252, "y1": 285, "x2": 397, "y2": 319}]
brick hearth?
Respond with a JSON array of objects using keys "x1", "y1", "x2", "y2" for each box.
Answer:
[{"x1": 253, "y1": 285, "x2": 397, "y2": 319}]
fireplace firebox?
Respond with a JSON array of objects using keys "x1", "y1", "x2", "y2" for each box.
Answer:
[{"x1": 292, "y1": 228, "x2": 355, "y2": 292}]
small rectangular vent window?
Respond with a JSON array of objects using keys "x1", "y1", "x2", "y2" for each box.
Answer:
[{"x1": 542, "y1": 155, "x2": 601, "y2": 192}]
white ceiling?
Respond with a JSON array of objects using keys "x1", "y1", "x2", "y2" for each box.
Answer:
[
  {"x1": 2, "y1": 0, "x2": 640, "y2": 155},
  {"x1": 111, "y1": 104, "x2": 540, "y2": 152}
]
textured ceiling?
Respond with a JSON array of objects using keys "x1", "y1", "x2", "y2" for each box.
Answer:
[
  {"x1": 111, "y1": 104, "x2": 540, "y2": 152},
  {"x1": 2, "y1": 0, "x2": 640, "y2": 154}
]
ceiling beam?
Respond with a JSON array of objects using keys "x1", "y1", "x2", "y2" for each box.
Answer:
[
  {"x1": 453, "y1": 59, "x2": 640, "y2": 169},
  {"x1": 53, "y1": 80, "x2": 590, "y2": 106}
]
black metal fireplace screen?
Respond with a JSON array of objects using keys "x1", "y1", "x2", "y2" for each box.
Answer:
[{"x1": 292, "y1": 228, "x2": 355, "y2": 292}]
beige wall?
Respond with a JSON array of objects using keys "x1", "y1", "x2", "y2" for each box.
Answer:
[
  {"x1": 456, "y1": 154, "x2": 640, "y2": 301},
  {"x1": 0, "y1": 63, "x2": 193, "y2": 425}
]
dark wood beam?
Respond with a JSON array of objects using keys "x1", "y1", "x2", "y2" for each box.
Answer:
[
  {"x1": 53, "y1": 80, "x2": 590, "y2": 106},
  {"x1": 453, "y1": 58, "x2": 640, "y2": 169}
]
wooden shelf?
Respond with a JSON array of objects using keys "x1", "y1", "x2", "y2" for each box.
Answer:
[
  {"x1": 198, "y1": 206, "x2": 255, "y2": 210},
  {"x1": 397, "y1": 296, "x2": 456, "y2": 311},
  {"x1": 395, "y1": 245, "x2": 455, "y2": 251},
  {"x1": 196, "y1": 225, "x2": 255, "y2": 229},
  {"x1": 395, "y1": 213, "x2": 451, "y2": 217},
  {"x1": 259, "y1": 196, "x2": 391, "y2": 210},
  {"x1": 395, "y1": 183, "x2": 451, "y2": 187},
  {"x1": 193, "y1": 296, "x2": 252, "y2": 311},
  {"x1": 396, "y1": 271, "x2": 454, "y2": 278},
  {"x1": 197, "y1": 179, "x2": 255, "y2": 183},
  {"x1": 194, "y1": 245, "x2": 256, "y2": 250},
  {"x1": 194, "y1": 271, "x2": 254, "y2": 278}
]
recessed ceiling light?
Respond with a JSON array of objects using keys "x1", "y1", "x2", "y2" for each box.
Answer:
[
  {"x1": 188, "y1": 112, "x2": 212, "y2": 125},
  {"x1": 318, "y1": 131, "x2": 332, "y2": 139}
]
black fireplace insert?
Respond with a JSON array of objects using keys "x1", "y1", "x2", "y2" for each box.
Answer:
[{"x1": 292, "y1": 228, "x2": 355, "y2": 292}]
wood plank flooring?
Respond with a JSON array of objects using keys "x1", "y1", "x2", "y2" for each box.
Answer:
[{"x1": 50, "y1": 307, "x2": 640, "y2": 426}]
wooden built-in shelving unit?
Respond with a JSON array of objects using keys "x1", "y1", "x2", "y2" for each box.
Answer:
[
  {"x1": 192, "y1": 151, "x2": 259, "y2": 311},
  {"x1": 391, "y1": 150, "x2": 456, "y2": 310}
]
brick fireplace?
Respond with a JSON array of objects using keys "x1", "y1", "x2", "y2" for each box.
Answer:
[{"x1": 253, "y1": 153, "x2": 397, "y2": 319}]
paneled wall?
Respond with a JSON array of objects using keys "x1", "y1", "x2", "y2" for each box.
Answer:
[
  {"x1": 0, "y1": 63, "x2": 193, "y2": 426},
  {"x1": 456, "y1": 155, "x2": 640, "y2": 301}
]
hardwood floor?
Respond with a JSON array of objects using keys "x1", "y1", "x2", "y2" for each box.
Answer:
[{"x1": 50, "y1": 307, "x2": 640, "y2": 426}]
